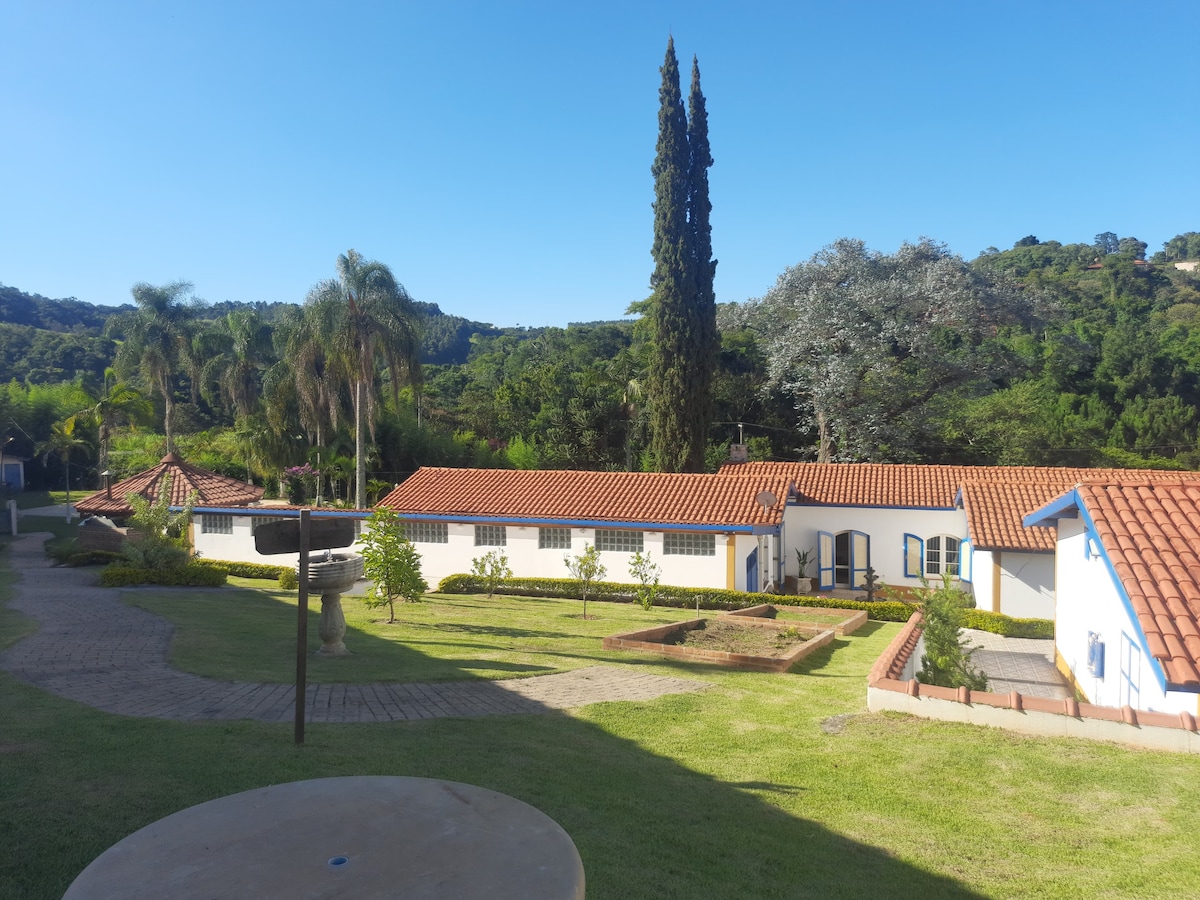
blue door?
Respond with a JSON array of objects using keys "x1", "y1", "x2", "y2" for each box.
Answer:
[{"x1": 746, "y1": 547, "x2": 759, "y2": 592}]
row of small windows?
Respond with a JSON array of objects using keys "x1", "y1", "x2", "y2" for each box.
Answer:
[{"x1": 201, "y1": 515, "x2": 714, "y2": 556}]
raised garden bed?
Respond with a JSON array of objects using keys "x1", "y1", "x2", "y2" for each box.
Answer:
[{"x1": 603, "y1": 611, "x2": 837, "y2": 673}]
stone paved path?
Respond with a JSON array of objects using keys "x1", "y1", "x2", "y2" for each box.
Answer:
[
  {"x1": 964, "y1": 628, "x2": 1073, "y2": 700},
  {"x1": 0, "y1": 534, "x2": 707, "y2": 723}
]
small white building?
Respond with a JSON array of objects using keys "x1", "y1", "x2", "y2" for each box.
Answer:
[
  {"x1": 374, "y1": 468, "x2": 793, "y2": 592},
  {"x1": 1024, "y1": 481, "x2": 1200, "y2": 716},
  {"x1": 720, "y1": 462, "x2": 1200, "y2": 620}
]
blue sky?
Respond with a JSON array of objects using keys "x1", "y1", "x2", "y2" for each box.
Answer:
[{"x1": 2, "y1": 1, "x2": 1197, "y2": 327}]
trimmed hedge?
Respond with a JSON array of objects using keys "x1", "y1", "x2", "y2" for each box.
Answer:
[
  {"x1": 99, "y1": 564, "x2": 227, "y2": 588},
  {"x1": 961, "y1": 608, "x2": 1054, "y2": 639},
  {"x1": 66, "y1": 550, "x2": 125, "y2": 568},
  {"x1": 192, "y1": 558, "x2": 293, "y2": 581},
  {"x1": 435, "y1": 574, "x2": 919, "y2": 622}
]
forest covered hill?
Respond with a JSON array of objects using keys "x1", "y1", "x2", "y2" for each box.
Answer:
[{"x1": 3, "y1": 229, "x2": 1200, "y2": 494}]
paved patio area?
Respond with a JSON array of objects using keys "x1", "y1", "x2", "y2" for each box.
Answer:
[
  {"x1": 963, "y1": 628, "x2": 1073, "y2": 700},
  {"x1": 0, "y1": 532, "x2": 708, "y2": 723}
]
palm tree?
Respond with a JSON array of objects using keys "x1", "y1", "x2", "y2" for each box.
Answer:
[
  {"x1": 36, "y1": 418, "x2": 90, "y2": 521},
  {"x1": 74, "y1": 369, "x2": 154, "y2": 485},
  {"x1": 303, "y1": 250, "x2": 421, "y2": 508},
  {"x1": 203, "y1": 309, "x2": 275, "y2": 422},
  {"x1": 108, "y1": 281, "x2": 197, "y2": 452}
]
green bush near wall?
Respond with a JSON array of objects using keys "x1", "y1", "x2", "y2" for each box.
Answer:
[
  {"x1": 99, "y1": 564, "x2": 227, "y2": 588},
  {"x1": 960, "y1": 608, "x2": 1054, "y2": 639},
  {"x1": 435, "y1": 574, "x2": 920, "y2": 621},
  {"x1": 192, "y1": 559, "x2": 294, "y2": 581}
]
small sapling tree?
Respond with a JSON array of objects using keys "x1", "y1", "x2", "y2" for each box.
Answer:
[
  {"x1": 565, "y1": 543, "x2": 606, "y2": 619},
  {"x1": 361, "y1": 508, "x2": 428, "y2": 623},
  {"x1": 122, "y1": 473, "x2": 196, "y2": 570},
  {"x1": 471, "y1": 550, "x2": 512, "y2": 598},
  {"x1": 916, "y1": 574, "x2": 988, "y2": 691},
  {"x1": 628, "y1": 550, "x2": 661, "y2": 610}
]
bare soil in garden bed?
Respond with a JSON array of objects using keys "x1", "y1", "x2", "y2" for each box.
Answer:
[{"x1": 665, "y1": 620, "x2": 808, "y2": 658}]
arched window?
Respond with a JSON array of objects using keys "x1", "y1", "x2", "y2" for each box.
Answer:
[
  {"x1": 904, "y1": 534, "x2": 970, "y2": 581},
  {"x1": 926, "y1": 535, "x2": 960, "y2": 576}
]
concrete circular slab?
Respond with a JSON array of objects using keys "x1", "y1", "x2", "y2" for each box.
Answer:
[{"x1": 64, "y1": 776, "x2": 585, "y2": 899}]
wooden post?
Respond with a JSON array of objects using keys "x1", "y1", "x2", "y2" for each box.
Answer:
[{"x1": 295, "y1": 509, "x2": 310, "y2": 744}]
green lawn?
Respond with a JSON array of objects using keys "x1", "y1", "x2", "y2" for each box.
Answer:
[
  {"x1": 124, "y1": 582, "x2": 704, "y2": 683},
  {"x1": 4, "y1": 559, "x2": 1200, "y2": 898}
]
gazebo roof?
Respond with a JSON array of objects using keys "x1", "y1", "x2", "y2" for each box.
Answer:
[{"x1": 74, "y1": 452, "x2": 264, "y2": 518}]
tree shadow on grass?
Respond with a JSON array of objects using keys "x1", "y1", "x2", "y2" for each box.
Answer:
[{"x1": 1, "y1": 538, "x2": 986, "y2": 899}]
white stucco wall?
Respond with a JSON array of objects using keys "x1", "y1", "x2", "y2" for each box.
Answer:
[
  {"x1": 971, "y1": 549, "x2": 1055, "y2": 620},
  {"x1": 1055, "y1": 516, "x2": 1198, "y2": 715},
  {"x1": 192, "y1": 511, "x2": 773, "y2": 594},
  {"x1": 781, "y1": 504, "x2": 968, "y2": 589},
  {"x1": 192, "y1": 512, "x2": 366, "y2": 567},
  {"x1": 409, "y1": 522, "x2": 741, "y2": 591}
]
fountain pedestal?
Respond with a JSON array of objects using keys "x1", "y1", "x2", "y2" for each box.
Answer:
[{"x1": 302, "y1": 553, "x2": 364, "y2": 657}]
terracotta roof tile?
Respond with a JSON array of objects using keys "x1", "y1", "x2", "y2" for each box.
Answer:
[
  {"x1": 376, "y1": 468, "x2": 790, "y2": 528},
  {"x1": 1071, "y1": 482, "x2": 1200, "y2": 689},
  {"x1": 75, "y1": 452, "x2": 264, "y2": 518},
  {"x1": 720, "y1": 461, "x2": 1200, "y2": 552}
]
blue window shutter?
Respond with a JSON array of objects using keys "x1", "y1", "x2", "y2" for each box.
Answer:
[
  {"x1": 959, "y1": 540, "x2": 973, "y2": 583},
  {"x1": 903, "y1": 534, "x2": 923, "y2": 578},
  {"x1": 850, "y1": 531, "x2": 870, "y2": 588},
  {"x1": 817, "y1": 531, "x2": 834, "y2": 590}
]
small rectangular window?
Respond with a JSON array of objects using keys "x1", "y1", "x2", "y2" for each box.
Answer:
[
  {"x1": 407, "y1": 521, "x2": 448, "y2": 544},
  {"x1": 595, "y1": 529, "x2": 643, "y2": 553},
  {"x1": 203, "y1": 514, "x2": 232, "y2": 535},
  {"x1": 663, "y1": 532, "x2": 715, "y2": 556},
  {"x1": 251, "y1": 516, "x2": 276, "y2": 534},
  {"x1": 538, "y1": 527, "x2": 572, "y2": 550},
  {"x1": 474, "y1": 524, "x2": 507, "y2": 547}
]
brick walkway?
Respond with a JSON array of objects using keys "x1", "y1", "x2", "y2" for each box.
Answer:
[{"x1": 0, "y1": 534, "x2": 707, "y2": 723}]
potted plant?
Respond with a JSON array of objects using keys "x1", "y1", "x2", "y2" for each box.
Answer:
[{"x1": 795, "y1": 547, "x2": 815, "y2": 594}]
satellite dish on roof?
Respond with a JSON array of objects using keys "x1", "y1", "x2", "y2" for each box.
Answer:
[{"x1": 755, "y1": 490, "x2": 778, "y2": 510}]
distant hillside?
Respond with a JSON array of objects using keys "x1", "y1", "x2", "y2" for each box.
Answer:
[
  {"x1": 0, "y1": 284, "x2": 130, "y2": 334},
  {"x1": 0, "y1": 283, "x2": 513, "y2": 382}
]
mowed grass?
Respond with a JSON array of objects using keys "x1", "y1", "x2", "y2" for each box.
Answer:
[
  {"x1": 5, "y1": 561, "x2": 1200, "y2": 898},
  {"x1": 123, "y1": 583, "x2": 699, "y2": 683}
]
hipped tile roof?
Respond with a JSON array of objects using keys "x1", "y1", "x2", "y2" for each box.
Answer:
[
  {"x1": 75, "y1": 453, "x2": 264, "y2": 517},
  {"x1": 1070, "y1": 482, "x2": 1200, "y2": 689},
  {"x1": 719, "y1": 461, "x2": 1200, "y2": 552},
  {"x1": 376, "y1": 467, "x2": 790, "y2": 528}
]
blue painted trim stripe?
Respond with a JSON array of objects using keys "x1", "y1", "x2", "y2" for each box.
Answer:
[
  {"x1": 187, "y1": 507, "x2": 755, "y2": 533},
  {"x1": 788, "y1": 500, "x2": 955, "y2": 512},
  {"x1": 190, "y1": 507, "x2": 368, "y2": 518}
]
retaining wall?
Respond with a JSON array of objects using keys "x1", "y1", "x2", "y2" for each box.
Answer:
[{"x1": 868, "y1": 612, "x2": 1200, "y2": 754}]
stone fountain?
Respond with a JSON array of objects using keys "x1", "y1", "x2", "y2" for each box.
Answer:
[{"x1": 303, "y1": 552, "x2": 365, "y2": 657}]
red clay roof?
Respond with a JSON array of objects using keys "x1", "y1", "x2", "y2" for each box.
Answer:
[
  {"x1": 1072, "y1": 482, "x2": 1200, "y2": 688},
  {"x1": 376, "y1": 467, "x2": 791, "y2": 528},
  {"x1": 719, "y1": 461, "x2": 1200, "y2": 551},
  {"x1": 75, "y1": 453, "x2": 265, "y2": 517}
]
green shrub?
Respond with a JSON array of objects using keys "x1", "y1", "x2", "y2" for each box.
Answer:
[
  {"x1": 278, "y1": 568, "x2": 298, "y2": 590},
  {"x1": 434, "y1": 574, "x2": 918, "y2": 621},
  {"x1": 99, "y1": 564, "x2": 227, "y2": 588},
  {"x1": 192, "y1": 559, "x2": 293, "y2": 581},
  {"x1": 960, "y1": 609, "x2": 1054, "y2": 639},
  {"x1": 67, "y1": 550, "x2": 124, "y2": 567}
]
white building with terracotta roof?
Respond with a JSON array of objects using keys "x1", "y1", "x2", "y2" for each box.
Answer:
[
  {"x1": 722, "y1": 462, "x2": 1200, "y2": 620},
  {"x1": 375, "y1": 468, "x2": 792, "y2": 592},
  {"x1": 1025, "y1": 481, "x2": 1200, "y2": 715}
]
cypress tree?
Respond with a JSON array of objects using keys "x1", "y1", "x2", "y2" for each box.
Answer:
[
  {"x1": 648, "y1": 37, "x2": 716, "y2": 473},
  {"x1": 687, "y1": 55, "x2": 718, "y2": 469}
]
